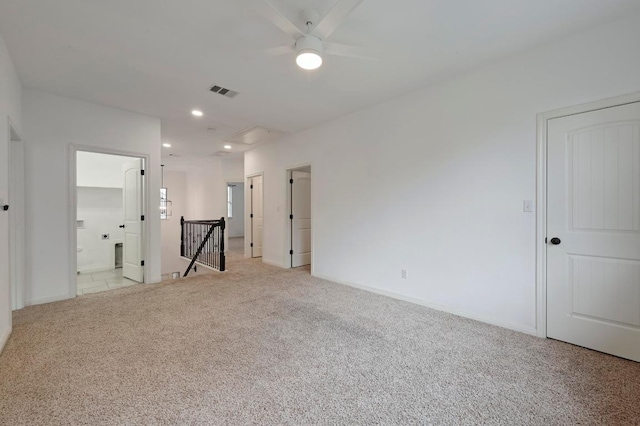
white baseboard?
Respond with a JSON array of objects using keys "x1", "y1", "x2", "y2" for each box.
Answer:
[
  {"x1": 26, "y1": 293, "x2": 72, "y2": 306},
  {"x1": 313, "y1": 273, "x2": 538, "y2": 336},
  {"x1": 0, "y1": 326, "x2": 11, "y2": 354},
  {"x1": 77, "y1": 266, "x2": 119, "y2": 274},
  {"x1": 262, "y1": 258, "x2": 286, "y2": 269}
]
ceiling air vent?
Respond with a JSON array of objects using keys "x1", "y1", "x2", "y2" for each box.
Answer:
[
  {"x1": 210, "y1": 84, "x2": 239, "y2": 99},
  {"x1": 212, "y1": 151, "x2": 231, "y2": 157}
]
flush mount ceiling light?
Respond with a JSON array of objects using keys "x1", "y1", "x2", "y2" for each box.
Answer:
[
  {"x1": 162, "y1": 143, "x2": 171, "y2": 147},
  {"x1": 295, "y1": 35, "x2": 323, "y2": 70},
  {"x1": 224, "y1": 145, "x2": 232, "y2": 149},
  {"x1": 191, "y1": 110, "x2": 203, "y2": 117}
]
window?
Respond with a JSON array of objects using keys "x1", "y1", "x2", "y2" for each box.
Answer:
[
  {"x1": 160, "y1": 187, "x2": 168, "y2": 220},
  {"x1": 227, "y1": 185, "x2": 233, "y2": 218}
]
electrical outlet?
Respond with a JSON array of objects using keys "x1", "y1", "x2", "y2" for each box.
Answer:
[
  {"x1": 101, "y1": 233, "x2": 109, "y2": 240},
  {"x1": 523, "y1": 200, "x2": 533, "y2": 212},
  {"x1": 172, "y1": 272, "x2": 180, "y2": 279},
  {"x1": 401, "y1": 269, "x2": 407, "y2": 279}
]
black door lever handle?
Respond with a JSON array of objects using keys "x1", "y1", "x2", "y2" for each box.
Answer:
[{"x1": 119, "y1": 224, "x2": 125, "y2": 229}]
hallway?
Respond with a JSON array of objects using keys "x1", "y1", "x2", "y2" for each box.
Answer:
[{"x1": 226, "y1": 236, "x2": 244, "y2": 260}]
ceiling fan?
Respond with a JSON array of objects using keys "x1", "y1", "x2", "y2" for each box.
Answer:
[{"x1": 257, "y1": 0, "x2": 374, "y2": 70}]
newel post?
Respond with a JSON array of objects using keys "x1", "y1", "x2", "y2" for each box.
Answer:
[
  {"x1": 219, "y1": 217, "x2": 225, "y2": 272},
  {"x1": 180, "y1": 216, "x2": 185, "y2": 257}
]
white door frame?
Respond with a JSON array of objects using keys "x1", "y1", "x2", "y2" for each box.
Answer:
[
  {"x1": 8, "y1": 117, "x2": 24, "y2": 311},
  {"x1": 536, "y1": 92, "x2": 640, "y2": 338},
  {"x1": 284, "y1": 163, "x2": 313, "y2": 272},
  {"x1": 245, "y1": 172, "x2": 264, "y2": 259},
  {"x1": 69, "y1": 144, "x2": 149, "y2": 298}
]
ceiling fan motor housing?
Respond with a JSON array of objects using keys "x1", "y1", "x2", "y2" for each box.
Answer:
[{"x1": 296, "y1": 35, "x2": 323, "y2": 56}]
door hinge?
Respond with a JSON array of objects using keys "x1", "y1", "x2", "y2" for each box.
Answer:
[
  {"x1": 545, "y1": 237, "x2": 548, "y2": 244},
  {"x1": 250, "y1": 213, "x2": 254, "y2": 218},
  {"x1": 141, "y1": 170, "x2": 145, "y2": 176},
  {"x1": 250, "y1": 243, "x2": 254, "y2": 247},
  {"x1": 290, "y1": 214, "x2": 293, "y2": 220},
  {"x1": 141, "y1": 260, "x2": 145, "y2": 266},
  {"x1": 289, "y1": 250, "x2": 293, "y2": 255},
  {"x1": 141, "y1": 215, "x2": 145, "y2": 221},
  {"x1": 250, "y1": 184, "x2": 254, "y2": 189},
  {"x1": 290, "y1": 179, "x2": 293, "y2": 184}
]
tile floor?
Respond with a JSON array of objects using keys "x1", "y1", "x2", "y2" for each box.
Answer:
[{"x1": 76, "y1": 268, "x2": 139, "y2": 296}]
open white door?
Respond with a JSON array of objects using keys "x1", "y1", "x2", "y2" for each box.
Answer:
[
  {"x1": 291, "y1": 171, "x2": 311, "y2": 267},
  {"x1": 250, "y1": 175, "x2": 263, "y2": 258},
  {"x1": 547, "y1": 101, "x2": 640, "y2": 362},
  {"x1": 122, "y1": 159, "x2": 144, "y2": 282}
]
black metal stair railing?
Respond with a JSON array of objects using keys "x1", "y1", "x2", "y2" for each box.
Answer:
[{"x1": 180, "y1": 216, "x2": 226, "y2": 276}]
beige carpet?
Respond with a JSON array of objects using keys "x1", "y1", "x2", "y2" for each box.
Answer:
[
  {"x1": 1, "y1": 244, "x2": 639, "y2": 425},
  {"x1": 225, "y1": 236, "x2": 245, "y2": 261}
]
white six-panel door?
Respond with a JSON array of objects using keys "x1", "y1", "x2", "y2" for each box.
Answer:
[
  {"x1": 250, "y1": 175, "x2": 263, "y2": 258},
  {"x1": 291, "y1": 171, "x2": 311, "y2": 267},
  {"x1": 122, "y1": 159, "x2": 144, "y2": 282},
  {"x1": 547, "y1": 101, "x2": 640, "y2": 362}
]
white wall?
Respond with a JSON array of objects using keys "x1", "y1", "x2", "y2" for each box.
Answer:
[
  {"x1": 76, "y1": 187, "x2": 124, "y2": 272},
  {"x1": 222, "y1": 156, "x2": 244, "y2": 182},
  {"x1": 0, "y1": 33, "x2": 22, "y2": 351},
  {"x1": 185, "y1": 157, "x2": 226, "y2": 220},
  {"x1": 161, "y1": 170, "x2": 187, "y2": 275},
  {"x1": 245, "y1": 15, "x2": 640, "y2": 335},
  {"x1": 77, "y1": 151, "x2": 136, "y2": 188},
  {"x1": 23, "y1": 89, "x2": 162, "y2": 305},
  {"x1": 228, "y1": 183, "x2": 244, "y2": 237}
]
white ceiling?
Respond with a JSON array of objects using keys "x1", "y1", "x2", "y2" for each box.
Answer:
[{"x1": 1, "y1": 0, "x2": 639, "y2": 160}]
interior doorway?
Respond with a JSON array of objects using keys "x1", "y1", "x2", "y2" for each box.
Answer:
[
  {"x1": 74, "y1": 151, "x2": 145, "y2": 296},
  {"x1": 227, "y1": 182, "x2": 245, "y2": 238},
  {"x1": 287, "y1": 165, "x2": 312, "y2": 268},
  {"x1": 227, "y1": 182, "x2": 245, "y2": 259},
  {"x1": 248, "y1": 174, "x2": 263, "y2": 258},
  {"x1": 8, "y1": 121, "x2": 25, "y2": 311}
]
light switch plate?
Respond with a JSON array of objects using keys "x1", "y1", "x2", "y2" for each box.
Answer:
[{"x1": 523, "y1": 200, "x2": 533, "y2": 212}]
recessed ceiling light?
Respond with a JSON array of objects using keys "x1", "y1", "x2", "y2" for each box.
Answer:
[
  {"x1": 191, "y1": 110, "x2": 203, "y2": 117},
  {"x1": 224, "y1": 145, "x2": 232, "y2": 149},
  {"x1": 162, "y1": 143, "x2": 171, "y2": 148}
]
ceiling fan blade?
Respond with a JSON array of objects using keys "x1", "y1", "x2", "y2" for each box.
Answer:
[
  {"x1": 311, "y1": 0, "x2": 365, "y2": 40},
  {"x1": 260, "y1": 45, "x2": 295, "y2": 57},
  {"x1": 324, "y1": 42, "x2": 377, "y2": 61},
  {"x1": 256, "y1": 0, "x2": 304, "y2": 40}
]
